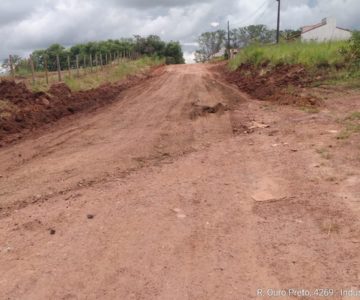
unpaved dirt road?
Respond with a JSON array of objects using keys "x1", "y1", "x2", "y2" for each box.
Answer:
[{"x1": 1, "y1": 64, "x2": 360, "y2": 299}]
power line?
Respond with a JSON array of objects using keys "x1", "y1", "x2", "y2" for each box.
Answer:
[
  {"x1": 231, "y1": 0, "x2": 270, "y2": 28},
  {"x1": 252, "y1": 0, "x2": 277, "y2": 25}
]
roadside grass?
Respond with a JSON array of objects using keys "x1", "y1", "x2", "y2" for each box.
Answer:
[
  {"x1": 30, "y1": 56, "x2": 164, "y2": 92},
  {"x1": 320, "y1": 69, "x2": 360, "y2": 89},
  {"x1": 228, "y1": 41, "x2": 347, "y2": 71},
  {"x1": 337, "y1": 111, "x2": 360, "y2": 139}
]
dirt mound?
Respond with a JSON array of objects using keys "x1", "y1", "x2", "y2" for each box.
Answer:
[
  {"x1": 0, "y1": 69, "x2": 160, "y2": 145},
  {"x1": 190, "y1": 102, "x2": 228, "y2": 119},
  {"x1": 48, "y1": 83, "x2": 72, "y2": 99},
  {"x1": 0, "y1": 80, "x2": 44, "y2": 105},
  {"x1": 223, "y1": 63, "x2": 321, "y2": 106}
]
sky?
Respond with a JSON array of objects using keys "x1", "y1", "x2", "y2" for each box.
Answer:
[{"x1": 0, "y1": 0, "x2": 359, "y2": 63}]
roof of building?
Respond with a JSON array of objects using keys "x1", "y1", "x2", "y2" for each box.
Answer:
[
  {"x1": 301, "y1": 19, "x2": 351, "y2": 34},
  {"x1": 301, "y1": 21, "x2": 325, "y2": 34}
]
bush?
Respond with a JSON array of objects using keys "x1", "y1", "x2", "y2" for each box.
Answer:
[{"x1": 342, "y1": 31, "x2": 360, "y2": 63}]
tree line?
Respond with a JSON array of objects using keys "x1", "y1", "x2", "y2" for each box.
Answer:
[
  {"x1": 195, "y1": 25, "x2": 301, "y2": 62},
  {"x1": 3, "y1": 35, "x2": 185, "y2": 72}
]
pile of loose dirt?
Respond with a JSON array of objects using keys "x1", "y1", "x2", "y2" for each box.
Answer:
[
  {"x1": 0, "y1": 69, "x2": 159, "y2": 145},
  {"x1": 0, "y1": 80, "x2": 45, "y2": 105},
  {"x1": 190, "y1": 102, "x2": 228, "y2": 119},
  {"x1": 223, "y1": 63, "x2": 321, "y2": 106}
]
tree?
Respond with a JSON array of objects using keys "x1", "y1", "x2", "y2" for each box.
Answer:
[
  {"x1": 134, "y1": 35, "x2": 166, "y2": 57},
  {"x1": 1, "y1": 55, "x2": 23, "y2": 69},
  {"x1": 27, "y1": 35, "x2": 184, "y2": 71},
  {"x1": 164, "y1": 41, "x2": 185, "y2": 64},
  {"x1": 231, "y1": 25, "x2": 276, "y2": 48},
  {"x1": 195, "y1": 30, "x2": 226, "y2": 62}
]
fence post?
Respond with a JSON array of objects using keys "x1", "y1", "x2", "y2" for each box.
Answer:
[
  {"x1": 44, "y1": 55, "x2": 49, "y2": 85},
  {"x1": 83, "y1": 55, "x2": 87, "y2": 74},
  {"x1": 56, "y1": 54, "x2": 62, "y2": 82},
  {"x1": 100, "y1": 53, "x2": 103, "y2": 69},
  {"x1": 105, "y1": 53, "x2": 108, "y2": 66},
  {"x1": 67, "y1": 56, "x2": 71, "y2": 78},
  {"x1": 76, "y1": 55, "x2": 80, "y2": 77},
  {"x1": 90, "y1": 54, "x2": 93, "y2": 72},
  {"x1": 29, "y1": 55, "x2": 35, "y2": 84},
  {"x1": 9, "y1": 55, "x2": 15, "y2": 79}
]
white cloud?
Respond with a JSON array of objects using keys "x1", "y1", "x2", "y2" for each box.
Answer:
[
  {"x1": 183, "y1": 51, "x2": 196, "y2": 64},
  {"x1": 0, "y1": 0, "x2": 359, "y2": 61}
]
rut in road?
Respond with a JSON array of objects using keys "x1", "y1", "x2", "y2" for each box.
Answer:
[{"x1": 0, "y1": 64, "x2": 359, "y2": 299}]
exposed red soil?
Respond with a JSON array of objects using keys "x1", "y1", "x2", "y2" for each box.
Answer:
[
  {"x1": 0, "y1": 64, "x2": 359, "y2": 299},
  {"x1": 222, "y1": 63, "x2": 321, "y2": 106},
  {"x1": 0, "y1": 67, "x2": 163, "y2": 145}
]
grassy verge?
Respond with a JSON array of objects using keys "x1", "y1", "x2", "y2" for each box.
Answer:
[
  {"x1": 26, "y1": 56, "x2": 164, "y2": 92},
  {"x1": 229, "y1": 41, "x2": 347, "y2": 71},
  {"x1": 228, "y1": 41, "x2": 360, "y2": 88}
]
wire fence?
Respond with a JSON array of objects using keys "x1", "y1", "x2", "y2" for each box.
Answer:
[{"x1": 3, "y1": 50, "x2": 141, "y2": 86}]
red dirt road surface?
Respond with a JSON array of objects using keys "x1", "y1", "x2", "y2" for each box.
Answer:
[{"x1": 1, "y1": 64, "x2": 360, "y2": 299}]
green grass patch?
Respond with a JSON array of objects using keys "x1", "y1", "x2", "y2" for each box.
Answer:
[
  {"x1": 321, "y1": 69, "x2": 360, "y2": 89},
  {"x1": 229, "y1": 41, "x2": 347, "y2": 71}
]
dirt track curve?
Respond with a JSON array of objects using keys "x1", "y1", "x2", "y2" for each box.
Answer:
[{"x1": 1, "y1": 64, "x2": 360, "y2": 299}]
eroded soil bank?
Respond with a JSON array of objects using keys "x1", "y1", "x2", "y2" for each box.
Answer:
[{"x1": 0, "y1": 67, "x2": 163, "y2": 145}]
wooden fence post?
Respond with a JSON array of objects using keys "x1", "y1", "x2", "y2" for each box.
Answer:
[
  {"x1": 56, "y1": 54, "x2": 62, "y2": 82},
  {"x1": 100, "y1": 53, "x2": 103, "y2": 69},
  {"x1": 105, "y1": 53, "x2": 108, "y2": 66},
  {"x1": 76, "y1": 55, "x2": 80, "y2": 77},
  {"x1": 9, "y1": 55, "x2": 15, "y2": 79},
  {"x1": 29, "y1": 55, "x2": 35, "y2": 84},
  {"x1": 90, "y1": 54, "x2": 93, "y2": 72},
  {"x1": 44, "y1": 55, "x2": 49, "y2": 85},
  {"x1": 89, "y1": 54, "x2": 92, "y2": 72},
  {"x1": 67, "y1": 56, "x2": 71, "y2": 78},
  {"x1": 83, "y1": 55, "x2": 87, "y2": 74}
]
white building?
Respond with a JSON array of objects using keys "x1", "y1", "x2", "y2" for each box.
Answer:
[{"x1": 301, "y1": 17, "x2": 352, "y2": 42}]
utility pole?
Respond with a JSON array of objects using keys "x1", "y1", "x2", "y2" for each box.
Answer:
[
  {"x1": 276, "y1": 0, "x2": 281, "y2": 44},
  {"x1": 227, "y1": 20, "x2": 231, "y2": 59}
]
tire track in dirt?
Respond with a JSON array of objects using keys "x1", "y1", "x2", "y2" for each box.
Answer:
[{"x1": 0, "y1": 64, "x2": 359, "y2": 299}]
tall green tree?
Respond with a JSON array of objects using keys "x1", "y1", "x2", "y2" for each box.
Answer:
[
  {"x1": 29, "y1": 35, "x2": 184, "y2": 70},
  {"x1": 164, "y1": 41, "x2": 185, "y2": 64}
]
